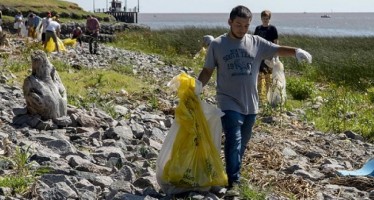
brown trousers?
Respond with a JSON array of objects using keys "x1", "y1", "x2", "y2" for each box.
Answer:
[{"x1": 258, "y1": 72, "x2": 272, "y2": 104}]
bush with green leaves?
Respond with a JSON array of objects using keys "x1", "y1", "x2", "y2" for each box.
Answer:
[
  {"x1": 367, "y1": 87, "x2": 374, "y2": 103},
  {"x1": 306, "y1": 85, "x2": 374, "y2": 139},
  {"x1": 287, "y1": 77, "x2": 315, "y2": 100}
]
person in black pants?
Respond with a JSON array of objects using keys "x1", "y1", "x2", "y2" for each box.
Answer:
[
  {"x1": 254, "y1": 10, "x2": 279, "y2": 105},
  {"x1": 85, "y1": 15, "x2": 100, "y2": 54}
]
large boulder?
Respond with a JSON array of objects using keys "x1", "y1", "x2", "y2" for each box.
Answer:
[{"x1": 23, "y1": 50, "x2": 67, "y2": 120}]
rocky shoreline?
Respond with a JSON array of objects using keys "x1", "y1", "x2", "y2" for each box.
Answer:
[{"x1": 0, "y1": 35, "x2": 374, "y2": 200}]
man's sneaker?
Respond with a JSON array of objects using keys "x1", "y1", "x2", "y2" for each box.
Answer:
[
  {"x1": 225, "y1": 183, "x2": 240, "y2": 197},
  {"x1": 210, "y1": 186, "x2": 227, "y2": 198}
]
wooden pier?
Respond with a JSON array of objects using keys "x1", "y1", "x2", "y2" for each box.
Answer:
[
  {"x1": 104, "y1": 11, "x2": 138, "y2": 23},
  {"x1": 94, "y1": 0, "x2": 138, "y2": 23}
]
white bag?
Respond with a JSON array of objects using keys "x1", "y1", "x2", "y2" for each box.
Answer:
[
  {"x1": 20, "y1": 23, "x2": 28, "y2": 38},
  {"x1": 266, "y1": 58, "x2": 287, "y2": 107}
]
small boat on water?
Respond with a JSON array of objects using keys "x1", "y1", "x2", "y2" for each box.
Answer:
[{"x1": 321, "y1": 14, "x2": 331, "y2": 18}]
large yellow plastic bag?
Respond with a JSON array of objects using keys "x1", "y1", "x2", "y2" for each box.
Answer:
[
  {"x1": 45, "y1": 37, "x2": 66, "y2": 53},
  {"x1": 156, "y1": 72, "x2": 227, "y2": 195},
  {"x1": 63, "y1": 38, "x2": 77, "y2": 47}
]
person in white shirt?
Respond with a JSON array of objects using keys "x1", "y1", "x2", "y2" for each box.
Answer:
[
  {"x1": 44, "y1": 18, "x2": 61, "y2": 52},
  {"x1": 14, "y1": 11, "x2": 24, "y2": 36},
  {"x1": 39, "y1": 12, "x2": 52, "y2": 44}
]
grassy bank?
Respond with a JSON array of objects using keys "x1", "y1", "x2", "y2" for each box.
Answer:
[
  {"x1": 112, "y1": 27, "x2": 374, "y2": 139},
  {"x1": 4, "y1": 27, "x2": 374, "y2": 140},
  {"x1": 0, "y1": 0, "x2": 111, "y2": 23},
  {"x1": 115, "y1": 28, "x2": 374, "y2": 91}
]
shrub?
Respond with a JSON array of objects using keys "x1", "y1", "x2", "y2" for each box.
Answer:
[
  {"x1": 367, "y1": 87, "x2": 374, "y2": 103},
  {"x1": 287, "y1": 78, "x2": 315, "y2": 100}
]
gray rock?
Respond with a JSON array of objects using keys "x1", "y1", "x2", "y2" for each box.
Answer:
[{"x1": 23, "y1": 50, "x2": 67, "y2": 120}]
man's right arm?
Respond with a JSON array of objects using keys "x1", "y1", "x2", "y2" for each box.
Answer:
[{"x1": 197, "y1": 67, "x2": 214, "y2": 87}]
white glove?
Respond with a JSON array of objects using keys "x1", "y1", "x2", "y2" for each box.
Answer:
[
  {"x1": 296, "y1": 48, "x2": 312, "y2": 64},
  {"x1": 194, "y1": 79, "x2": 203, "y2": 95}
]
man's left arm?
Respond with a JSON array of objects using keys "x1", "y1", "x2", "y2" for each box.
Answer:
[
  {"x1": 277, "y1": 46, "x2": 312, "y2": 63},
  {"x1": 56, "y1": 25, "x2": 61, "y2": 37}
]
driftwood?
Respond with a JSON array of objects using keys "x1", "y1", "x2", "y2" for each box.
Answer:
[{"x1": 23, "y1": 50, "x2": 67, "y2": 120}]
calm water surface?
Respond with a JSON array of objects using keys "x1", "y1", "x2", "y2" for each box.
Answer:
[{"x1": 138, "y1": 13, "x2": 374, "y2": 37}]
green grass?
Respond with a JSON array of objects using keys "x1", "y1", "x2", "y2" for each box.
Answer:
[
  {"x1": 112, "y1": 27, "x2": 228, "y2": 74},
  {"x1": 5, "y1": 27, "x2": 374, "y2": 139},
  {"x1": 0, "y1": 0, "x2": 112, "y2": 23},
  {"x1": 279, "y1": 35, "x2": 374, "y2": 91},
  {"x1": 114, "y1": 28, "x2": 374, "y2": 91},
  {"x1": 305, "y1": 85, "x2": 374, "y2": 139},
  {"x1": 111, "y1": 27, "x2": 374, "y2": 139},
  {"x1": 240, "y1": 184, "x2": 267, "y2": 200},
  {"x1": 0, "y1": 176, "x2": 34, "y2": 194},
  {"x1": 52, "y1": 60, "x2": 147, "y2": 111},
  {"x1": 0, "y1": 146, "x2": 35, "y2": 195}
]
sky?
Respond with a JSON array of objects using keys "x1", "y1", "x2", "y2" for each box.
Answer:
[{"x1": 65, "y1": 0, "x2": 374, "y2": 13}]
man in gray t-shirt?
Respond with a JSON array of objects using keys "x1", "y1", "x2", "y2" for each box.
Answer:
[
  {"x1": 205, "y1": 33, "x2": 278, "y2": 115},
  {"x1": 197, "y1": 5, "x2": 312, "y2": 196}
]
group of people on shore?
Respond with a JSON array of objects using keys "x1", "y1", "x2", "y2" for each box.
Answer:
[
  {"x1": 12, "y1": 11, "x2": 62, "y2": 52},
  {"x1": 11, "y1": 11, "x2": 100, "y2": 54},
  {"x1": 13, "y1": 11, "x2": 56, "y2": 39}
]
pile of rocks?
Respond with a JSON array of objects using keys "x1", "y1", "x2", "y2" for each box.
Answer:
[{"x1": 0, "y1": 36, "x2": 373, "y2": 200}]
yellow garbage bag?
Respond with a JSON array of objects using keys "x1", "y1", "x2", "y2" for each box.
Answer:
[
  {"x1": 28, "y1": 27, "x2": 35, "y2": 38},
  {"x1": 63, "y1": 38, "x2": 77, "y2": 47},
  {"x1": 45, "y1": 37, "x2": 66, "y2": 53},
  {"x1": 159, "y1": 72, "x2": 227, "y2": 193}
]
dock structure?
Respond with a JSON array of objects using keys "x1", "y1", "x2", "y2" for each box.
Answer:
[
  {"x1": 105, "y1": 11, "x2": 138, "y2": 23},
  {"x1": 94, "y1": 0, "x2": 138, "y2": 23}
]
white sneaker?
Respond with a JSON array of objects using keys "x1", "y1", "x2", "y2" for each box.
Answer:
[{"x1": 225, "y1": 183, "x2": 240, "y2": 197}]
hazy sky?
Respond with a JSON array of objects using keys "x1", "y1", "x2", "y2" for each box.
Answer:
[{"x1": 65, "y1": 0, "x2": 374, "y2": 13}]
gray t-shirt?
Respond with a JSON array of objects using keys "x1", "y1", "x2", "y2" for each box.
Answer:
[{"x1": 204, "y1": 33, "x2": 279, "y2": 114}]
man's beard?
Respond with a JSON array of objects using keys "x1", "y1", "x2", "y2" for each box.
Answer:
[{"x1": 230, "y1": 28, "x2": 244, "y2": 39}]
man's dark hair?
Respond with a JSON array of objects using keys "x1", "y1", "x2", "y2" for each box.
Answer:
[{"x1": 230, "y1": 5, "x2": 252, "y2": 20}]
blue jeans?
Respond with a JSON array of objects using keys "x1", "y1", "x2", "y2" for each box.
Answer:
[{"x1": 221, "y1": 110, "x2": 256, "y2": 187}]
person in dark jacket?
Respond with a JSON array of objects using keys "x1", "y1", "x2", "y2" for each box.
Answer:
[{"x1": 254, "y1": 10, "x2": 279, "y2": 105}]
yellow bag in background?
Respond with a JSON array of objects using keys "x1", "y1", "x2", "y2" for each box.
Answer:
[
  {"x1": 45, "y1": 38, "x2": 66, "y2": 53},
  {"x1": 63, "y1": 38, "x2": 77, "y2": 47},
  {"x1": 159, "y1": 72, "x2": 227, "y2": 193},
  {"x1": 28, "y1": 27, "x2": 35, "y2": 38}
]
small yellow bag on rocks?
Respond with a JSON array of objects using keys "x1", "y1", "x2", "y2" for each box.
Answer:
[
  {"x1": 63, "y1": 38, "x2": 77, "y2": 47},
  {"x1": 45, "y1": 38, "x2": 66, "y2": 52},
  {"x1": 157, "y1": 72, "x2": 227, "y2": 195}
]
